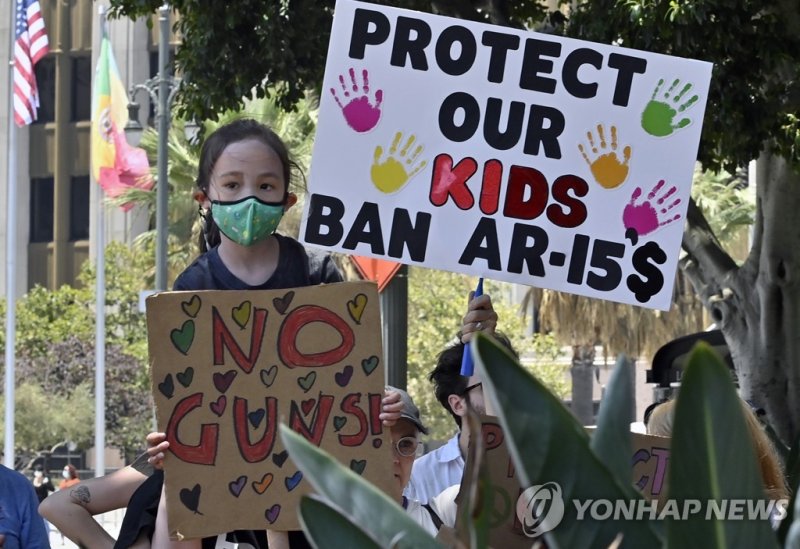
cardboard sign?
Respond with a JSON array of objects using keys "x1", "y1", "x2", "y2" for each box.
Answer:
[
  {"x1": 456, "y1": 417, "x2": 671, "y2": 546},
  {"x1": 300, "y1": 0, "x2": 713, "y2": 310},
  {"x1": 146, "y1": 282, "x2": 392, "y2": 538}
]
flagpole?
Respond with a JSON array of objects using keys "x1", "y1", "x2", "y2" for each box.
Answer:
[
  {"x1": 4, "y1": 0, "x2": 19, "y2": 469},
  {"x1": 94, "y1": 4, "x2": 107, "y2": 478}
]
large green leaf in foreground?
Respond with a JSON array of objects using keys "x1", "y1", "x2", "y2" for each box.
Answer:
[{"x1": 474, "y1": 334, "x2": 661, "y2": 548}]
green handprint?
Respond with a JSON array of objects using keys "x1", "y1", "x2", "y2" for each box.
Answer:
[
  {"x1": 370, "y1": 132, "x2": 427, "y2": 194},
  {"x1": 641, "y1": 78, "x2": 699, "y2": 137}
]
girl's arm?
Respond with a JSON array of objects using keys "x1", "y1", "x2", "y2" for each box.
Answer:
[
  {"x1": 150, "y1": 485, "x2": 202, "y2": 549},
  {"x1": 39, "y1": 465, "x2": 149, "y2": 549}
]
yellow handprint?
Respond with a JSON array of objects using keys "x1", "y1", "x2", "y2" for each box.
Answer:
[
  {"x1": 370, "y1": 132, "x2": 428, "y2": 194},
  {"x1": 578, "y1": 124, "x2": 632, "y2": 190}
]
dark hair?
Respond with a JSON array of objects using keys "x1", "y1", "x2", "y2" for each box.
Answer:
[
  {"x1": 197, "y1": 118, "x2": 298, "y2": 252},
  {"x1": 429, "y1": 332, "x2": 518, "y2": 428}
]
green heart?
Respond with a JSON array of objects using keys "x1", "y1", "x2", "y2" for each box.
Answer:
[
  {"x1": 333, "y1": 416, "x2": 347, "y2": 431},
  {"x1": 297, "y1": 372, "x2": 317, "y2": 393},
  {"x1": 170, "y1": 320, "x2": 195, "y2": 355},
  {"x1": 181, "y1": 295, "x2": 201, "y2": 318},
  {"x1": 361, "y1": 355, "x2": 379, "y2": 376},
  {"x1": 177, "y1": 367, "x2": 194, "y2": 387},
  {"x1": 350, "y1": 460, "x2": 366, "y2": 475},
  {"x1": 260, "y1": 366, "x2": 278, "y2": 387},
  {"x1": 232, "y1": 301, "x2": 251, "y2": 329}
]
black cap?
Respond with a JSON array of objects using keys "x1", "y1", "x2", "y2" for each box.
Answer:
[{"x1": 387, "y1": 386, "x2": 428, "y2": 435}]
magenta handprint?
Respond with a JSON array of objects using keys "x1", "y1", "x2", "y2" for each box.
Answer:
[
  {"x1": 330, "y1": 68, "x2": 383, "y2": 133},
  {"x1": 622, "y1": 180, "x2": 682, "y2": 237}
]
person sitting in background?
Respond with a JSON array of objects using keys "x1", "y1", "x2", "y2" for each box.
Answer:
[
  {"x1": 59, "y1": 465, "x2": 80, "y2": 490},
  {"x1": 646, "y1": 397, "x2": 790, "y2": 523},
  {"x1": 406, "y1": 292, "x2": 517, "y2": 504}
]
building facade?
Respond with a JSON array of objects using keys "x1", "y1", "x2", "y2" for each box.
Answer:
[{"x1": 1, "y1": 0, "x2": 173, "y2": 298}]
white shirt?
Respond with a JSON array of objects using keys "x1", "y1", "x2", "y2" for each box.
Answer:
[
  {"x1": 405, "y1": 498, "x2": 440, "y2": 537},
  {"x1": 404, "y1": 433, "x2": 464, "y2": 503}
]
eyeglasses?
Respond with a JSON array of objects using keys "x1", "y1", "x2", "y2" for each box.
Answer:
[
  {"x1": 460, "y1": 382, "x2": 482, "y2": 396},
  {"x1": 392, "y1": 436, "x2": 422, "y2": 457}
]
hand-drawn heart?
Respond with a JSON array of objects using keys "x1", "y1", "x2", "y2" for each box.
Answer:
[
  {"x1": 210, "y1": 395, "x2": 226, "y2": 416},
  {"x1": 361, "y1": 355, "x2": 379, "y2": 376},
  {"x1": 176, "y1": 367, "x2": 194, "y2": 388},
  {"x1": 285, "y1": 471, "x2": 303, "y2": 492},
  {"x1": 179, "y1": 484, "x2": 203, "y2": 515},
  {"x1": 297, "y1": 372, "x2": 317, "y2": 393},
  {"x1": 228, "y1": 475, "x2": 247, "y2": 497},
  {"x1": 252, "y1": 473, "x2": 274, "y2": 495},
  {"x1": 265, "y1": 504, "x2": 281, "y2": 524},
  {"x1": 213, "y1": 370, "x2": 237, "y2": 393},
  {"x1": 259, "y1": 366, "x2": 278, "y2": 388},
  {"x1": 273, "y1": 291, "x2": 295, "y2": 315},
  {"x1": 158, "y1": 374, "x2": 174, "y2": 398},
  {"x1": 372, "y1": 438, "x2": 382, "y2": 449},
  {"x1": 350, "y1": 460, "x2": 367, "y2": 475},
  {"x1": 170, "y1": 320, "x2": 195, "y2": 355},
  {"x1": 248, "y1": 408, "x2": 266, "y2": 428},
  {"x1": 272, "y1": 451, "x2": 288, "y2": 468},
  {"x1": 181, "y1": 295, "x2": 201, "y2": 318},
  {"x1": 333, "y1": 416, "x2": 347, "y2": 431},
  {"x1": 232, "y1": 301, "x2": 251, "y2": 329},
  {"x1": 347, "y1": 293, "x2": 368, "y2": 324},
  {"x1": 301, "y1": 399, "x2": 316, "y2": 415},
  {"x1": 334, "y1": 365, "x2": 353, "y2": 387}
]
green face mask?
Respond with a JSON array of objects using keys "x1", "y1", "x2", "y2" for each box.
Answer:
[{"x1": 211, "y1": 196, "x2": 285, "y2": 246}]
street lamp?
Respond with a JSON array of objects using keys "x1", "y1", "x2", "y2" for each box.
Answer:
[{"x1": 124, "y1": 3, "x2": 178, "y2": 292}]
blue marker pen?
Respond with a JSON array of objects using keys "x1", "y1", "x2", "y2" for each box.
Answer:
[{"x1": 460, "y1": 277, "x2": 484, "y2": 377}]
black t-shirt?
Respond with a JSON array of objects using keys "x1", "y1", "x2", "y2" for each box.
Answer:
[
  {"x1": 173, "y1": 234, "x2": 343, "y2": 291},
  {"x1": 115, "y1": 236, "x2": 341, "y2": 548}
]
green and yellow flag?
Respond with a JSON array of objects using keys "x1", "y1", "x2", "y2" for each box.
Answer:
[{"x1": 91, "y1": 28, "x2": 151, "y2": 207}]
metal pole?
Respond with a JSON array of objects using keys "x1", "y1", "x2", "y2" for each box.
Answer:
[
  {"x1": 381, "y1": 265, "x2": 408, "y2": 390},
  {"x1": 155, "y1": 4, "x2": 170, "y2": 291},
  {"x1": 4, "y1": 0, "x2": 19, "y2": 468},
  {"x1": 93, "y1": 5, "x2": 107, "y2": 477}
]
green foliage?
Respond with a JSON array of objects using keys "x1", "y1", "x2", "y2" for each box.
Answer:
[
  {"x1": 691, "y1": 167, "x2": 755, "y2": 247},
  {"x1": 0, "y1": 382, "x2": 94, "y2": 455},
  {"x1": 566, "y1": 0, "x2": 800, "y2": 172},
  {"x1": 105, "y1": 1, "x2": 553, "y2": 122}
]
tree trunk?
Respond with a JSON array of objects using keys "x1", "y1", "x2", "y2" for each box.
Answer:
[
  {"x1": 571, "y1": 344, "x2": 595, "y2": 426},
  {"x1": 681, "y1": 152, "x2": 800, "y2": 445}
]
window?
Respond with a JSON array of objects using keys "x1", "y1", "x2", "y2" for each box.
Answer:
[
  {"x1": 30, "y1": 177, "x2": 54, "y2": 242},
  {"x1": 70, "y1": 176, "x2": 90, "y2": 241},
  {"x1": 32, "y1": 57, "x2": 56, "y2": 124},
  {"x1": 71, "y1": 56, "x2": 92, "y2": 122}
]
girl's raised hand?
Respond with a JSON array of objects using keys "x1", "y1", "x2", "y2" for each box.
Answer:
[{"x1": 146, "y1": 432, "x2": 169, "y2": 470}]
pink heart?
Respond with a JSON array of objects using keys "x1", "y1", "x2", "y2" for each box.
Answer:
[
  {"x1": 213, "y1": 370, "x2": 237, "y2": 393},
  {"x1": 301, "y1": 399, "x2": 316, "y2": 415},
  {"x1": 265, "y1": 504, "x2": 281, "y2": 524},
  {"x1": 210, "y1": 395, "x2": 226, "y2": 416}
]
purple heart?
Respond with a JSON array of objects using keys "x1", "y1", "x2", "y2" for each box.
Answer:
[
  {"x1": 265, "y1": 504, "x2": 281, "y2": 524},
  {"x1": 228, "y1": 475, "x2": 247, "y2": 497},
  {"x1": 334, "y1": 365, "x2": 353, "y2": 387},
  {"x1": 213, "y1": 370, "x2": 237, "y2": 393}
]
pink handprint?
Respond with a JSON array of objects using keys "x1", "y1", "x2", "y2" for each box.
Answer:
[
  {"x1": 330, "y1": 68, "x2": 383, "y2": 133},
  {"x1": 622, "y1": 180, "x2": 682, "y2": 237}
]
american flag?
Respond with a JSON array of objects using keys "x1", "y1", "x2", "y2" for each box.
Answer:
[{"x1": 13, "y1": 0, "x2": 49, "y2": 126}]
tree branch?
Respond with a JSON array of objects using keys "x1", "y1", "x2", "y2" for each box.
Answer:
[{"x1": 681, "y1": 197, "x2": 739, "y2": 287}]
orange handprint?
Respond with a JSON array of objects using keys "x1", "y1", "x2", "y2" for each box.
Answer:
[{"x1": 578, "y1": 124, "x2": 631, "y2": 190}]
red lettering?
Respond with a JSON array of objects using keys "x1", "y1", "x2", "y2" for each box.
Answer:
[
  {"x1": 278, "y1": 306, "x2": 355, "y2": 367},
  {"x1": 338, "y1": 393, "x2": 369, "y2": 447},
  {"x1": 503, "y1": 165, "x2": 548, "y2": 220},
  {"x1": 547, "y1": 174, "x2": 588, "y2": 228},
  {"x1": 481, "y1": 422, "x2": 504, "y2": 451},
  {"x1": 479, "y1": 159, "x2": 503, "y2": 215},
  {"x1": 429, "y1": 154, "x2": 478, "y2": 210},
  {"x1": 290, "y1": 395, "x2": 335, "y2": 446},
  {"x1": 212, "y1": 306, "x2": 268, "y2": 373},
  {"x1": 166, "y1": 393, "x2": 218, "y2": 465},
  {"x1": 233, "y1": 396, "x2": 278, "y2": 463},
  {"x1": 369, "y1": 393, "x2": 384, "y2": 435}
]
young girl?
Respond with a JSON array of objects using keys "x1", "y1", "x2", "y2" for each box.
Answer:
[{"x1": 40, "y1": 118, "x2": 387, "y2": 548}]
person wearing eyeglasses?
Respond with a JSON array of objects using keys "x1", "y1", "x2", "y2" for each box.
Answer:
[{"x1": 405, "y1": 292, "x2": 518, "y2": 505}]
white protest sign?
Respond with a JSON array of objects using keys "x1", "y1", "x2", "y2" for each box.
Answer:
[{"x1": 300, "y1": 0, "x2": 713, "y2": 310}]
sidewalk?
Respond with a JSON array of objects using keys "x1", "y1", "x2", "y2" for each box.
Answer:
[{"x1": 47, "y1": 508, "x2": 125, "y2": 548}]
